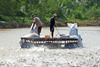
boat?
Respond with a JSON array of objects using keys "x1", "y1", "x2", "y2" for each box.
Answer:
[{"x1": 20, "y1": 23, "x2": 83, "y2": 48}]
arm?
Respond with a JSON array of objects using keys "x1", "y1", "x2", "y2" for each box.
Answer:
[
  {"x1": 30, "y1": 23, "x2": 34, "y2": 32},
  {"x1": 32, "y1": 18, "x2": 36, "y2": 27},
  {"x1": 30, "y1": 19, "x2": 36, "y2": 32}
]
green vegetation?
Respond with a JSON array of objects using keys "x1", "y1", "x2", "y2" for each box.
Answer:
[{"x1": 0, "y1": 0, "x2": 100, "y2": 28}]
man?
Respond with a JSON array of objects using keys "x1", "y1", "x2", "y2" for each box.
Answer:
[
  {"x1": 30, "y1": 16, "x2": 43, "y2": 35},
  {"x1": 50, "y1": 14, "x2": 57, "y2": 38}
]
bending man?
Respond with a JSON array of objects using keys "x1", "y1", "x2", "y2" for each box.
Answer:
[{"x1": 30, "y1": 16, "x2": 43, "y2": 35}]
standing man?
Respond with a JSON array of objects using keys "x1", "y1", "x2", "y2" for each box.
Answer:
[
  {"x1": 30, "y1": 16, "x2": 43, "y2": 35},
  {"x1": 50, "y1": 14, "x2": 57, "y2": 38}
]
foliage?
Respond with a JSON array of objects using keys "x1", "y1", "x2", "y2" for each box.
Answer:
[{"x1": 0, "y1": 0, "x2": 100, "y2": 27}]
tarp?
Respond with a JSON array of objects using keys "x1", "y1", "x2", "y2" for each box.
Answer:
[{"x1": 68, "y1": 23, "x2": 78, "y2": 36}]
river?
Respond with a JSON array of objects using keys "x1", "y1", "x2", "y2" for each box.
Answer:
[
  {"x1": 0, "y1": 27, "x2": 100, "y2": 49},
  {"x1": 0, "y1": 27, "x2": 100, "y2": 67}
]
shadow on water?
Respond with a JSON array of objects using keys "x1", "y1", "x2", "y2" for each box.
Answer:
[
  {"x1": 20, "y1": 42, "x2": 33, "y2": 49},
  {"x1": 20, "y1": 42, "x2": 83, "y2": 49}
]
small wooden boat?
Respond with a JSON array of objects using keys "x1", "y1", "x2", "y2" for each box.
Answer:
[
  {"x1": 20, "y1": 33, "x2": 79, "y2": 48},
  {"x1": 20, "y1": 23, "x2": 83, "y2": 48}
]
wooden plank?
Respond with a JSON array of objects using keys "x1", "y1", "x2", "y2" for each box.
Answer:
[
  {"x1": 21, "y1": 37, "x2": 78, "y2": 41},
  {"x1": 21, "y1": 37, "x2": 78, "y2": 45}
]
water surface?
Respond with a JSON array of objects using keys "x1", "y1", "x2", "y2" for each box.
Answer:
[{"x1": 0, "y1": 27, "x2": 100, "y2": 49}]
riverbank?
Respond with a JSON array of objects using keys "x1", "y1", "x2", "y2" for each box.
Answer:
[{"x1": 0, "y1": 20, "x2": 100, "y2": 28}]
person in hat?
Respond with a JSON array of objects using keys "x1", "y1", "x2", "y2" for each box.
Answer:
[
  {"x1": 30, "y1": 16, "x2": 43, "y2": 36},
  {"x1": 49, "y1": 14, "x2": 57, "y2": 38}
]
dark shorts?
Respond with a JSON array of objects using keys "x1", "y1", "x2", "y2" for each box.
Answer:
[{"x1": 50, "y1": 26, "x2": 54, "y2": 32}]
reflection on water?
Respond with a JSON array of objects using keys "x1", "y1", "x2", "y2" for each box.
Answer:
[{"x1": 0, "y1": 27, "x2": 100, "y2": 49}]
